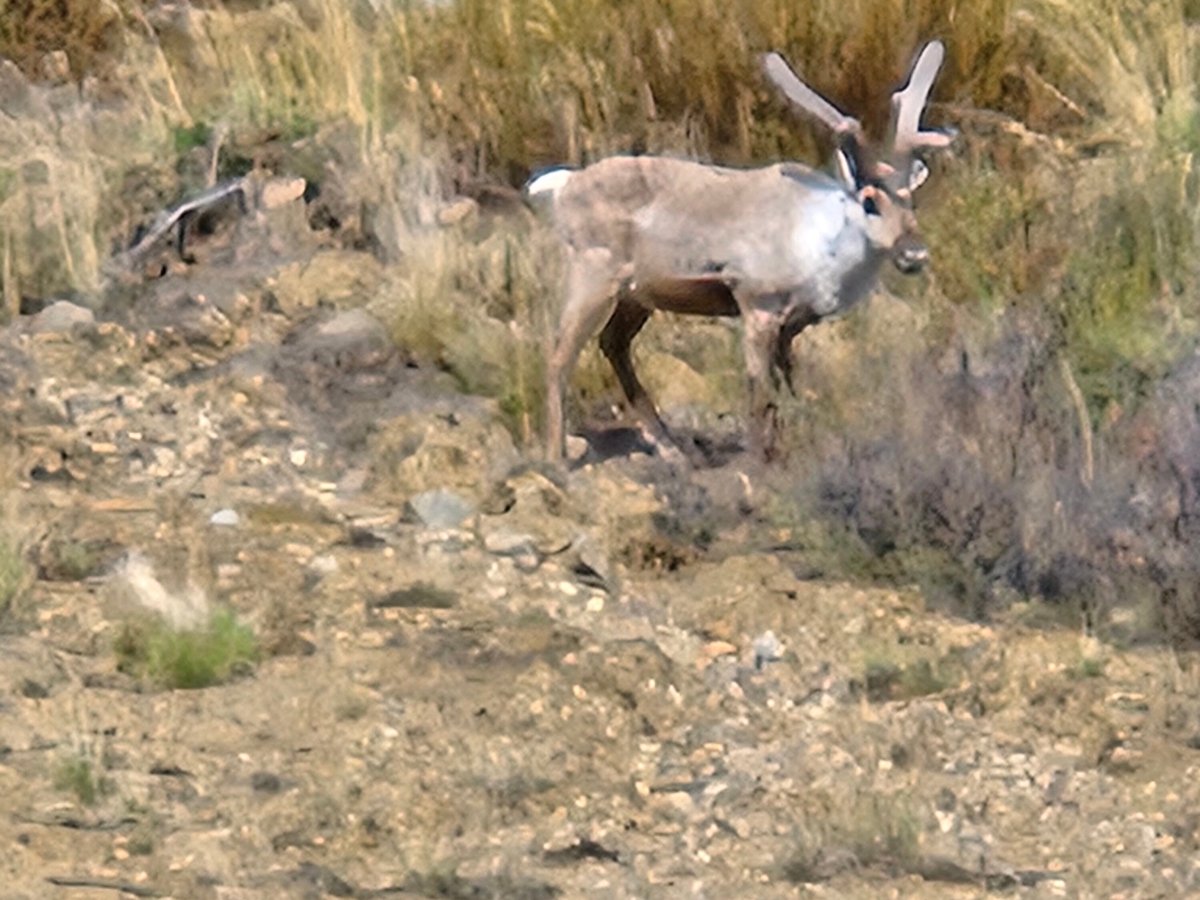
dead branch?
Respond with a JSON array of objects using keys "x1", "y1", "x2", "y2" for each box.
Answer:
[
  {"x1": 46, "y1": 875, "x2": 163, "y2": 897},
  {"x1": 114, "y1": 177, "x2": 248, "y2": 270}
]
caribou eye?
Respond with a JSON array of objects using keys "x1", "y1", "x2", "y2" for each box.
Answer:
[{"x1": 862, "y1": 195, "x2": 880, "y2": 216}]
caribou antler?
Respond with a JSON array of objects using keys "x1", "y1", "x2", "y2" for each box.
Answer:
[
  {"x1": 761, "y1": 52, "x2": 863, "y2": 138},
  {"x1": 762, "y1": 51, "x2": 869, "y2": 186},
  {"x1": 889, "y1": 40, "x2": 954, "y2": 157}
]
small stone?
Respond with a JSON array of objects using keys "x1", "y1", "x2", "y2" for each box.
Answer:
[
  {"x1": 703, "y1": 640, "x2": 737, "y2": 659},
  {"x1": 260, "y1": 176, "x2": 306, "y2": 209},
  {"x1": 39, "y1": 50, "x2": 70, "y2": 83},
  {"x1": 437, "y1": 196, "x2": 478, "y2": 227},
  {"x1": 151, "y1": 446, "x2": 178, "y2": 475},
  {"x1": 565, "y1": 435, "x2": 588, "y2": 461},
  {"x1": 656, "y1": 791, "x2": 695, "y2": 816},
  {"x1": 210, "y1": 508, "x2": 240, "y2": 527},
  {"x1": 1107, "y1": 745, "x2": 1142, "y2": 770},
  {"x1": 753, "y1": 631, "x2": 782, "y2": 669},
  {"x1": 216, "y1": 563, "x2": 241, "y2": 582},
  {"x1": 250, "y1": 771, "x2": 284, "y2": 793},
  {"x1": 483, "y1": 528, "x2": 536, "y2": 557},
  {"x1": 308, "y1": 555, "x2": 338, "y2": 576},
  {"x1": 19, "y1": 679, "x2": 49, "y2": 699}
]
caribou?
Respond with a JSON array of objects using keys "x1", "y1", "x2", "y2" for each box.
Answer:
[{"x1": 528, "y1": 41, "x2": 955, "y2": 461}]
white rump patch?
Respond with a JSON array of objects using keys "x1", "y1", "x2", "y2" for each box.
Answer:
[{"x1": 525, "y1": 168, "x2": 573, "y2": 199}]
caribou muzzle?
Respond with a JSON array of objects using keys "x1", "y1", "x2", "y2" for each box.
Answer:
[{"x1": 892, "y1": 236, "x2": 929, "y2": 274}]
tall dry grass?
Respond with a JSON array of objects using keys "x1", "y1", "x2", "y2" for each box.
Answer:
[
  {"x1": 2, "y1": 0, "x2": 1189, "y2": 314},
  {"x1": 395, "y1": 0, "x2": 1018, "y2": 175}
]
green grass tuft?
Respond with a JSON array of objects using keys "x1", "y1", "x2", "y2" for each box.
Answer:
[
  {"x1": 115, "y1": 608, "x2": 258, "y2": 690},
  {"x1": 0, "y1": 537, "x2": 27, "y2": 618},
  {"x1": 1072, "y1": 655, "x2": 1107, "y2": 679},
  {"x1": 863, "y1": 656, "x2": 952, "y2": 703},
  {"x1": 54, "y1": 755, "x2": 110, "y2": 806},
  {"x1": 172, "y1": 121, "x2": 213, "y2": 155},
  {"x1": 1060, "y1": 165, "x2": 1199, "y2": 416}
]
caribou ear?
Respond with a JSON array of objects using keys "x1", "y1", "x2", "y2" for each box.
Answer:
[
  {"x1": 907, "y1": 159, "x2": 930, "y2": 192},
  {"x1": 834, "y1": 148, "x2": 856, "y2": 189}
]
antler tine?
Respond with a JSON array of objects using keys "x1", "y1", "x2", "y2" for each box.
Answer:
[
  {"x1": 890, "y1": 40, "x2": 953, "y2": 155},
  {"x1": 762, "y1": 52, "x2": 862, "y2": 139}
]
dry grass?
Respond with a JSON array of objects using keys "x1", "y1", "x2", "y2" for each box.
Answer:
[
  {"x1": 0, "y1": 445, "x2": 32, "y2": 619},
  {"x1": 2, "y1": 0, "x2": 1193, "y2": 323},
  {"x1": 0, "y1": 0, "x2": 1015, "y2": 303},
  {"x1": 371, "y1": 216, "x2": 554, "y2": 440},
  {"x1": 0, "y1": 0, "x2": 125, "y2": 80},
  {"x1": 53, "y1": 754, "x2": 111, "y2": 806},
  {"x1": 396, "y1": 0, "x2": 1018, "y2": 175},
  {"x1": 782, "y1": 788, "x2": 922, "y2": 883}
]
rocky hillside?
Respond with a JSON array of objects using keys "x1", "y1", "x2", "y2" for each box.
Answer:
[
  {"x1": 0, "y1": 134, "x2": 1196, "y2": 899},
  {"x1": 1, "y1": 2, "x2": 1200, "y2": 897}
]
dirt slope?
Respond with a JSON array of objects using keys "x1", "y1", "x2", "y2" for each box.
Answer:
[{"x1": 0, "y1": 179, "x2": 1197, "y2": 900}]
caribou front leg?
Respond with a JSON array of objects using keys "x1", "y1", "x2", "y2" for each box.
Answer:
[
  {"x1": 772, "y1": 307, "x2": 820, "y2": 397},
  {"x1": 599, "y1": 297, "x2": 689, "y2": 461},
  {"x1": 741, "y1": 306, "x2": 785, "y2": 461}
]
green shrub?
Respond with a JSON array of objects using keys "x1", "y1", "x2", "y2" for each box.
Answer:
[
  {"x1": 864, "y1": 657, "x2": 952, "y2": 703},
  {"x1": 115, "y1": 608, "x2": 258, "y2": 690},
  {"x1": 1060, "y1": 167, "x2": 1199, "y2": 416}
]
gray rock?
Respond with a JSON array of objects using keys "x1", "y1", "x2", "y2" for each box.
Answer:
[
  {"x1": 314, "y1": 307, "x2": 388, "y2": 343},
  {"x1": 29, "y1": 301, "x2": 95, "y2": 334},
  {"x1": 572, "y1": 533, "x2": 615, "y2": 592},
  {"x1": 408, "y1": 488, "x2": 475, "y2": 529},
  {"x1": 0, "y1": 59, "x2": 46, "y2": 119}
]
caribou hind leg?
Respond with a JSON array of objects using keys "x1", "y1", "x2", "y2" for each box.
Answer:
[{"x1": 546, "y1": 247, "x2": 622, "y2": 460}]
